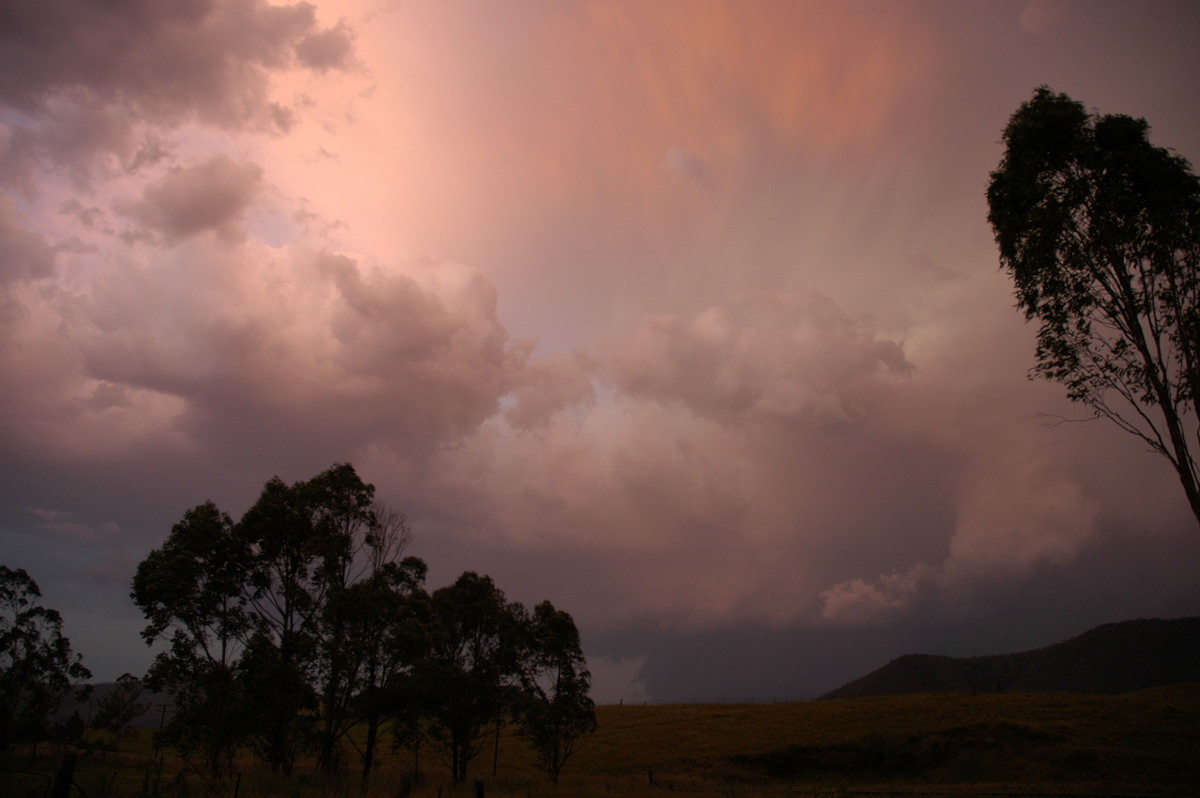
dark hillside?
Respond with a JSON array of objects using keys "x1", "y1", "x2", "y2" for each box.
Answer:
[{"x1": 822, "y1": 617, "x2": 1200, "y2": 699}]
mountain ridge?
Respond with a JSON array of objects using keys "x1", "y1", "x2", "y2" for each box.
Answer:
[{"x1": 820, "y1": 616, "x2": 1200, "y2": 699}]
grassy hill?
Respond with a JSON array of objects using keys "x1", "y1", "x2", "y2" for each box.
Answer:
[{"x1": 822, "y1": 617, "x2": 1200, "y2": 699}]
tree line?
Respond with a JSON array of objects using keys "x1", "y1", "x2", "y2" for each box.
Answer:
[
  {"x1": 1, "y1": 463, "x2": 595, "y2": 788},
  {"x1": 129, "y1": 463, "x2": 596, "y2": 785}
]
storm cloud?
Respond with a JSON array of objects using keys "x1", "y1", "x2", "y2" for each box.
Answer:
[{"x1": 2, "y1": 0, "x2": 1198, "y2": 698}]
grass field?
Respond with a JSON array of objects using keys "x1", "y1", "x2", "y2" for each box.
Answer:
[{"x1": 3, "y1": 685, "x2": 1197, "y2": 797}]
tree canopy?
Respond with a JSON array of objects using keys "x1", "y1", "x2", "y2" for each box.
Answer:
[
  {"x1": 131, "y1": 463, "x2": 595, "y2": 785},
  {"x1": 0, "y1": 565, "x2": 92, "y2": 748},
  {"x1": 516, "y1": 600, "x2": 598, "y2": 784},
  {"x1": 987, "y1": 87, "x2": 1200, "y2": 526},
  {"x1": 131, "y1": 500, "x2": 251, "y2": 774}
]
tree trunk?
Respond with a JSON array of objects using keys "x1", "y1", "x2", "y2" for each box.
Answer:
[
  {"x1": 318, "y1": 640, "x2": 344, "y2": 773},
  {"x1": 361, "y1": 712, "x2": 379, "y2": 783}
]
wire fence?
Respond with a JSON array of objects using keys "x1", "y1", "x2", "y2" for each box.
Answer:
[{"x1": 602, "y1": 696, "x2": 811, "y2": 706}]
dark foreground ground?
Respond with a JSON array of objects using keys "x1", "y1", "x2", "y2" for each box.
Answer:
[{"x1": 3, "y1": 684, "x2": 1197, "y2": 796}]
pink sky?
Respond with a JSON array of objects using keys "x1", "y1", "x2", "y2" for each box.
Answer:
[{"x1": 2, "y1": 0, "x2": 1198, "y2": 701}]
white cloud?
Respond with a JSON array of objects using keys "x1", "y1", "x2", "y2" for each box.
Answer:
[{"x1": 820, "y1": 567, "x2": 930, "y2": 625}]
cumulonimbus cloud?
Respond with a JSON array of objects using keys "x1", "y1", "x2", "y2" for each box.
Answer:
[{"x1": 4, "y1": 0, "x2": 1190, "y2": 652}]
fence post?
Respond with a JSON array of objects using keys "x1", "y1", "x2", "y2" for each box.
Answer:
[
  {"x1": 51, "y1": 751, "x2": 77, "y2": 798},
  {"x1": 474, "y1": 779, "x2": 485, "y2": 798}
]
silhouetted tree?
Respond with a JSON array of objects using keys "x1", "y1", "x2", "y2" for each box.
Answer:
[
  {"x1": 315, "y1": 505, "x2": 417, "y2": 776},
  {"x1": 134, "y1": 464, "x2": 420, "y2": 775},
  {"x1": 131, "y1": 501, "x2": 251, "y2": 775},
  {"x1": 325, "y1": 556, "x2": 428, "y2": 782},
  {"x1": 419, "y1": 572, "x2": 529, "y2": 783},
  {"x1": 988, "y1": 87, "x2": 1200, "y2": 525},
  {"x1": 0, "y1": 566, "x2": 92, "y2": 748},
  {"x1": 92, "y1": 672, "x2": 149, "y2": 746},
  {"x1": 514, "y1": 601, "x2": 596, "y2": 784},
  {"x1": 237, "y1": 630, "x2": 315, "y2": 775},
  {"x1": 347, "y1": 507, "x2": 422, "y2": 779},
  {"x1": 235, "y1": 463, "x2": 376, "y2": 773},
  {"x1": 132, "y1": 464, "x2": 596, "y2": 785}
]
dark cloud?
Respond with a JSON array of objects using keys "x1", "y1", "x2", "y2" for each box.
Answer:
[
  {"x1": 117, "y1": 154, "x2": 264, "y2": 244},
  {"x1": 295, "y1": 22, "x2": 356, "y2": 72},
  {"x1": 26, "y1": 97, "x2": 143, "y2": 187},
  {"x1": 0, "y1": 0, "x2": 349, "y2": 130},
  {"x1": 581, "y1": 515, "x2": 1200, "y2": 702},
  {"x1": 0, "y1": 0, "x2": 357, "y2": 195}
]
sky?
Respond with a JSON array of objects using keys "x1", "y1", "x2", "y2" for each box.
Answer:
[{"x1": 2, "y1": 0, "x2": 1199, "y2": 704}]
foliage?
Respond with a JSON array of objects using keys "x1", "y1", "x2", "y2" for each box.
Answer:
[
  {"x1": 131, "y1": 464, "x2": 420, "y2": 776},
  {"x1": 131, "y1": 464, "x2": 598, "y2": 786},
  {"x1": 92, "y1": 672, "x2": 150, "y2": 743},
  {"x1": 131, "y1": 500, "x2": 250, "y2": 775},
  {"x1": 131, "y1": 501, "x2": 250, "y2": 668},
  {"x1": 236, "y1": 468, "x2": 358, "y2": 774},
  {"x1": 514, "y1": 601, "x2": 597, "y2": 783},
  {"x1": 987, "y1": 86, "x2": 1200, "y2": 525},
  {"x1": 237, "y1": 629, "x2": 316, "y2": 775},
  {"x1": 325, "y1": 555, "x2": 427, "y2": 782},
  {"x1": 419, "y1": 571, "x2": 530, "y2": 783},
  {"x1": 158, "y1": 659, "x2": 246, "y2": 775},
  {"x1": 0, "y1": 565, "x2": 92, "y2": 748}
]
